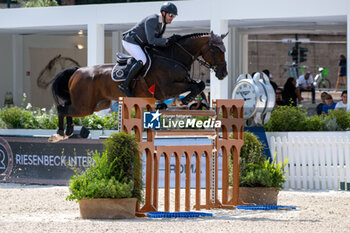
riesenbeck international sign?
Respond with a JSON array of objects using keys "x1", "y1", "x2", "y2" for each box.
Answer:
[{"x1": 0, "y1": 136, "x2": 103, "y2": 185}]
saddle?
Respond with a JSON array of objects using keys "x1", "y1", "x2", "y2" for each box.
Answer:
[{"x1": 111, "y1": 51, "x2": 151, "y2": 82}]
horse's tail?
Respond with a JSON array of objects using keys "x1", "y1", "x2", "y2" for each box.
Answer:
[{"x1": 51, "y1": 66, "x2": 79, "y2": 106}]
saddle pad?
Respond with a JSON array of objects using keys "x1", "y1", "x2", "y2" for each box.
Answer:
[
  {"x1": 111, "y1": 49, "x2": 152, "y2": 82},
  {"x1": 111, "y1": 63, "x2": 128, "y2": 82}
]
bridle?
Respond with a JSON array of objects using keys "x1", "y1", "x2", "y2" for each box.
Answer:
[
  {"x1": 174, "y1": 41, "x2": 225, "y2": 72},
  {"x1": 199, "y1": 45, "x2": 226, "y2": 72}
]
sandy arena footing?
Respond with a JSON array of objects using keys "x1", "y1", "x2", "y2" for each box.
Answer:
[{"x1": 0, "y1": 183, "x2": 350, "y2": 233}]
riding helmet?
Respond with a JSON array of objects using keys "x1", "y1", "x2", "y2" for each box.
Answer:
[{"x1": 160, "y1": 2, "x2": 178, "y2": 15}]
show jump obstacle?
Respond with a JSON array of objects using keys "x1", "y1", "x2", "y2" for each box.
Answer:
[{"x1": 118, "y1": 97, "x2": 245, "y2": 213}]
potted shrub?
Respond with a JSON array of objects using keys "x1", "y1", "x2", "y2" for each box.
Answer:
[
  {"x1": 66, "y1": 131, "x2": 143, "y2": 219},
  {"x1": 229, "y1": 132, "x2": 288, "y2": 205},
  {"x1": 238, "y1": 155, "x2": 288, "y2": 205}
]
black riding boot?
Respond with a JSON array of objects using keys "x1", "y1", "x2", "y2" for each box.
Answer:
[{"x1": 118, "y1": 60, "x2": 143, "y2": 97}]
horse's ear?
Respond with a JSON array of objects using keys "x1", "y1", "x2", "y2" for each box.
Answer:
[
  {"x1": 221, "y1": 32, "x2": 229, "y2": 39},
  {"x1": 209, "y1": 31, "x2": 214, "y2": 45}
]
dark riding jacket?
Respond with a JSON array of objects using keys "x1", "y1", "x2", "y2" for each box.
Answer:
[{"x1": 123, "y1": 14, "x2": 167, "y2": 47}]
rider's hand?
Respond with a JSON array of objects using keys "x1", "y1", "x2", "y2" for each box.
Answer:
[
  {"x1": 171, "y1": 34, "x2": 182, "y2": 41},
  {"x1": 166, "y1": 34, "x2": 182, "y2": 45}
]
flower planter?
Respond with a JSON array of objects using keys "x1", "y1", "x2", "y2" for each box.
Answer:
[
  {"x1": 229, "y1": 187, "x2": 279, "y2": 205},
  {"x1": 79, "y1": 198, "x2": 137, "y2": 219},
  {"x1": 239, "y1": 187, "x2": 279, "y2": 205}
]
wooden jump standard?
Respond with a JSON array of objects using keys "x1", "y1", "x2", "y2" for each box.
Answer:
[{"x1": 118, "y1": 97, "x2": 245, "y2": 213}]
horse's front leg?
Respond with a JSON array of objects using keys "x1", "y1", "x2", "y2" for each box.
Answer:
[{"x1": 180, "y1": 80, "x2": 205, "y2": 105}]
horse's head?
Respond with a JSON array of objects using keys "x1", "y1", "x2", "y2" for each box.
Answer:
[{"x1": 201, "y1": 31, "x2": 228, "y2": 80}]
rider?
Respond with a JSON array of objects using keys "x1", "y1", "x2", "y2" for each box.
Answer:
[{"x1": 118, "y1": 2, "x2": 181, "y2": 97}]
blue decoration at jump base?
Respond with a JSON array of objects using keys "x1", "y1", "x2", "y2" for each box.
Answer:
[
  {"x1": 147, "y1": 212, "x2": 213, "y2": 218},
  {"x1": 236, "y1": 205, "x2": 296, "y2": 210}
]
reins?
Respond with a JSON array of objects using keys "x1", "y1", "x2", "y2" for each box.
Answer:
[
  {"x1": 174, "y1": 41, "x2": 222, "y2": 72},
  {"x1": 153, "y1": 54, "x2": 190, "y2": 74}
]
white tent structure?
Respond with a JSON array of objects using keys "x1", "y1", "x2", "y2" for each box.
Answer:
[{"x1": 0, "y1": 0, "x2": 349, "y2": 108}]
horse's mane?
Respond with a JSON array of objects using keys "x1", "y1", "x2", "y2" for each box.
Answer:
[
  {"x1": 152, "y1": 32, "x2": 214, "y2": 57},
  {"x1": 152, "y1": 33, "x2": 210, "y2": 54},
  {"x1": 176, "y1": 32, "x2": 225, "y2": 52},
  {"x1": 178, "y1": 33, "x2": 210, "y2": 41}
]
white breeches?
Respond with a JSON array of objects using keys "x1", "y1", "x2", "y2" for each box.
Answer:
[{"x1": 122, "y1": 40, "x2": 147, "y2": 64}]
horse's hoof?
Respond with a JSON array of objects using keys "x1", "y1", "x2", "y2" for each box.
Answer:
[
  {"x1": 181, "y1": 99, "x2": 190, "y2": 106},
  {"x1": 156, "y1": 103, "x2": 168, "y2": 110},
  {"x1": 48, "y1": 134, "x2": 69, "y2": 143},
  {"x1": 65, "y1": 128, "x2": 74, "y2": 137}
]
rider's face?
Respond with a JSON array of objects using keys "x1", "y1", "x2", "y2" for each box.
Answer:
[{"x1": 163, "y1": 12, "x2": 175, "y2": 24}]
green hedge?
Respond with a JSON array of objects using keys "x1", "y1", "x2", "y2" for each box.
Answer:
[
  {"x1": 265, "y1": 105, "x2": 350, "y2": 131},
  {"x1": 0, "y1": 105, "x2": 118, "y2": 130}
]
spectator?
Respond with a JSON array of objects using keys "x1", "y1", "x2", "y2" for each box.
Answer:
[
  {"x1": 335, "y1": 90, "x2": 347, "y2": 110},
  {"x1": 262, "y1": 69, "x2": 278, "y2": 91},
  {"x1": 171, "y1": 95, "x2": 180, "y2": 106},
  {"x1": 335, "y1": 54, "x2": 347, "y2": 92},
  {"x1": 275, "y1": 87, "x2": 285, "y2": 106},
  {"x1": 207, "y1": 91, "x2": 211, "y2": 106},
  {"x1": 316, "y1": 92, "x2": 328, "y2": 115},
  {"x1": 189, "y1": 92, "x2": 208, "y2": 110},
  {"x1": 283, "y1": 77, "x2": 303, "y2": 106},
  {"x1": 322, "y1": 94, "x2": 336, "y2": 115},
  {"x1": 297, "y1": 72, "x2": 316, "y2": 104}
]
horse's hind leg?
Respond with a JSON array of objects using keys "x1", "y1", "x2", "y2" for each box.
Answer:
[
  {"x1": 65, "y1": 116, "x2": 74, "y2": 136},
  {"x1": 181, "y1": 80, "x2": 205, "y2": 105},
  {"x1": 57, "y1": 103, "x2": 74, "y2": 137},
  {"x1": 48, "y1": 105, "x2": 68, "y2": 142},
  {"x1": 61, "y1": 100, "x2": 74, "y2": 136},
  {"x1": 57, "y1": 106, "x2": 65, "y2": 136}
]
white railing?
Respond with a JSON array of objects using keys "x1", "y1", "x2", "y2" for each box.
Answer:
[{"x1": 269, "y1": 135, "x2": 350, "y2": 190}]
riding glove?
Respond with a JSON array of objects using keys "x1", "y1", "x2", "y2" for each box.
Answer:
[{"x1": 166, "y1": 34, "x2": 182, "y2": 45}]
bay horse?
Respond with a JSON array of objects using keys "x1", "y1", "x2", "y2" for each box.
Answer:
[{"x1": 49, "y1": 31, "x2": 228, "y2": 142}]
